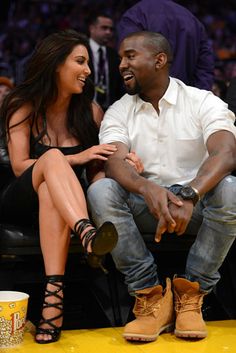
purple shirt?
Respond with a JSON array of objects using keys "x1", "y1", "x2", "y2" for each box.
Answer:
[{"x1": 118, "y1": 0, "x2": 214, "y2": 90}]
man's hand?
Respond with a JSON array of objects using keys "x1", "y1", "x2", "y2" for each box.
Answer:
[
  {"x1": 155, "y1": 199, "x2": 194, "y2": 242},
  {"x1": 168, "y1": 199, "x2": 194, "y2": 235},
  {"x1": 141, "y1": 182, "x2": 183, "y2": 238}
]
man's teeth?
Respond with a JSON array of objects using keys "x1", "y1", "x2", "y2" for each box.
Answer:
[{"x1": 124, "y1": 74, "x2": 133, "y2": 81}]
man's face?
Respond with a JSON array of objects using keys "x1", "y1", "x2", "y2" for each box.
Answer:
[
  {"x1": 119, "y1": 36, "x2": 157, "y2": 96},
  {"x1": 89, "y1": 16, "x2": 114, "y2": 46}
]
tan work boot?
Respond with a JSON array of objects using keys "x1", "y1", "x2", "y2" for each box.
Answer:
[
  {"x1": 123, "y1": 278, "x2": 174, "y2": 342},
  {"x1": 173, "y1": 277, "x2": 207, "y2": 339}
]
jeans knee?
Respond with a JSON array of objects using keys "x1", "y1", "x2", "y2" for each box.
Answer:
[
  {"x1": 87, "y1": 178, "x2": 127, "y2": 216},
  {"x1": 204, "y1": 176, "x2": 236, "y2": 225},
  {"x1": 88, "y1": 178, "x2": 116, "y2": 202},
  {"x1": 213, "y1": 176, "x2": 236, "y2": 207}
]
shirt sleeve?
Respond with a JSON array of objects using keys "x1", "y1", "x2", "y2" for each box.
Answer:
[
  {"x1": 199, "y1": 91, "x2": 236, "y2": 143},
  {"x1": 99, "y1": 99, "x2": 130, "y2": 148}
]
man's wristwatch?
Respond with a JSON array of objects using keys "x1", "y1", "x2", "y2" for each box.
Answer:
[{"x1": 178, "y1": 185, "x2": 200, "y2": 206}]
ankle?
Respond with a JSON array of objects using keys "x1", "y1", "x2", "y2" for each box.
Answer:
[{"x1": 74, "y1": 219, "x2": 96, "y2": 253}]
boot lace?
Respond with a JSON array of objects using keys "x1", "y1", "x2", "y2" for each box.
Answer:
[
  {"x1": 175, "y1": 293, "x2": 204, "y2": 313},
  {"x1": 133, "y1": 295, "x2": 161, "y2": 316}
]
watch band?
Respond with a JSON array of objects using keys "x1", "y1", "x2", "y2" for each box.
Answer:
[{"x1": 191, "y1": 186, "x2": 200, "y2": 202}]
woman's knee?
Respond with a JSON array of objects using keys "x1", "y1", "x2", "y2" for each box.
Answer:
[
  {"x1": 40, "y1": 148, "x2": 66, "y2": 166},
  {"x1": 33, "y1": 149, "x2": 69, "y2": 190}
]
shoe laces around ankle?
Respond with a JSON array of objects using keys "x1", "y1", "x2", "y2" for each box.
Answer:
[
  {"x1": 133, "y1": 295, "x2": 161, "y2": 316},
  {"x1": 175, "y1": 293, "x2": 203, "y2": 313}
]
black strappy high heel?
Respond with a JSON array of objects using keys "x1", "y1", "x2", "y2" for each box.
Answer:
[
  {"x1": 35, "y1": 275, "x2": 64, "y2": 344},
  {"x1": 74, "y1": 219, "x2": 118, "y2": 273}
]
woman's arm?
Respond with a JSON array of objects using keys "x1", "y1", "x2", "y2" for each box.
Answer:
[
  {"x1": 7, "y1": 105, "x2": 36, "y2": 177},
  {"x1": 91, "y1": 100, "x2": 104, "y2": 127},
  {"x1": 86, "y1": 101, "x2": 105, "y2": 183}
]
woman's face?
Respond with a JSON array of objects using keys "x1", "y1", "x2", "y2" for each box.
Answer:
[{"x1": 56, "y1": 44, "x2": 91, "y2": 95}]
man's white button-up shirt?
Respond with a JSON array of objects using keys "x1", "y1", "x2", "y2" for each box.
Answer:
[{"x1": 99, "y1": 77, "x2": 236, "y2": 186}]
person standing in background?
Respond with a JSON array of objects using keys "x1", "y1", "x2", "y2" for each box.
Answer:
[
  {"x1": 117, "y1": 0, "x2": 214, "y2": 90},
  {"x1": 88, "y1": 12, "x2": 124, "y2": 111}
]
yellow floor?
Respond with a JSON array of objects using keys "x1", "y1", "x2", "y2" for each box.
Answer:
[{"x1": 2, "y1": 320, "x2": 236, "y2": 353}]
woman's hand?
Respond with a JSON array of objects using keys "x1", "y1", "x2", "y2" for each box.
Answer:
[
  {"x1": 125, "y1": 151, "x2": 144, "y2": 174},
  {"x1": 75, "y1": 144, "x2": 117, "y2": 164}
]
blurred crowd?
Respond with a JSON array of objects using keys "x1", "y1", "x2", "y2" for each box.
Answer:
[
  {"x1": 179, "y1": 0, "x2": 236, "y2": 91},
  {"x1": 1, "y1": 0, "x2": 236, "y2": 92}
]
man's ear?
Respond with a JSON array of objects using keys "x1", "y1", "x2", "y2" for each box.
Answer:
[{"x1": 155, "y1": 53, "x2": 168, "y2": 69}]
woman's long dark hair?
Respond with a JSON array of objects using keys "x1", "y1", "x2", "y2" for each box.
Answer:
[{"x1": 0, "y1": 29, "x2": 98, "y2": 149}]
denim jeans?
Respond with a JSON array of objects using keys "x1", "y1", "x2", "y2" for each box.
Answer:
[{"x1": 87, "y1": 176, "x2": 236, "y2": 294}]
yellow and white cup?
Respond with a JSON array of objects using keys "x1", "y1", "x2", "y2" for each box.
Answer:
[{"x1": 0, "y1": 291, "x2": 29, "y2": 348}]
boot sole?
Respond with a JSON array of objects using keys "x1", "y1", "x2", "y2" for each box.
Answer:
[
  {"x1": 123, "y1": 323, "x2": 174, "y2": 342},
  {"x1": 92, "y1": 222, "x2": 118, "y2": 256},
  {"x1": 175, "y1": 329, "x2": 207, "y2": 339}
]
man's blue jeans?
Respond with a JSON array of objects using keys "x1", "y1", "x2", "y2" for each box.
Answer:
[{"x1": 87, "y1": 176, "x2": 236, "y2": 294}]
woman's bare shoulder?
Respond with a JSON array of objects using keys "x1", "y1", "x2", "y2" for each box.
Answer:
[{"x1": 9, "y1": 103, "x2": 33, "y2": 126}]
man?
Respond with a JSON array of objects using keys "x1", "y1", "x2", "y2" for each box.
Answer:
[
  {"x1": 88, "y1": 13, "x2": 124, "y2": 111},
  {"x1": 87, "y1": 31, "x2": 236, "y2": 342},
  {"x1": 117, "y1": 0, "x2": 214, "y2": 90}
]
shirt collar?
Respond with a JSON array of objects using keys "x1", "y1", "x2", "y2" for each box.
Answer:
[
  {"x1": 134, "y1": 95, "x2": 149, "y2": 113},
  {"x1": 89, "y1": 38, "x2": 106, "y2": 53},
  {"x1": 134, "y1": 77, "x2": 178, "y2": 113},
  {"x1": 161, "y1": 77, "x2": 178, "y2": 105}
]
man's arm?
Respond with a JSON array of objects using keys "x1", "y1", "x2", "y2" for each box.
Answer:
[
  {"x1": 190, "y1": 130, "x2": 236, "y2": 195},
  {"x1": 105, "y1": 141, "x2": 183, "y2": 229},
  {"x1": 156, "y1": 130, "x2": 236, "y2": 241}
]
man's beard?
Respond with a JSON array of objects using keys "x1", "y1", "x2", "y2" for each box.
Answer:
[{"x1": 126, "y1": 80, "x2": 141, "y2": 95}]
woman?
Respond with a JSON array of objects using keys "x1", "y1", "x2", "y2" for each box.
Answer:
[{"x1": 0, "y1": 29, "x2": 120, "y2": 344}]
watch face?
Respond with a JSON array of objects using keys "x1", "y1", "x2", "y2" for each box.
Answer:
[
  {"x1": 179, "y1": 186, "x2": 199, "y2": 206},
  {"x1": 181, "y1": 186, "x2": 195, "y2": 199}
]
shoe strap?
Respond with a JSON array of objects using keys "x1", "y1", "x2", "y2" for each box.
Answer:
[
  {"x1": 46, "y1": 275, "x2": 64, "y2": 283},
  {"x1": 74, "y1": 218, "x2": 92, "y2": 234},
  {"x1": 36, "y1": 326, "x2": 61, "y2": 336},
  {"x1": 43, "y1": 275, "x2": 64, "y2": 313},
  {"x1": 37, "y1": 277, "x2": 64, "y2": 334},
  {"x1": 74, "y1": 219, "x2": 96, "y2": 252}
]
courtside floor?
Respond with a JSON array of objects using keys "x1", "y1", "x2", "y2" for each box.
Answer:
[{"x1": 3, "y1": 320, "x2": 236, "y2": 353}]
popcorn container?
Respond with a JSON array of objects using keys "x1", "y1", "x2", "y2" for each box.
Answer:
[{"x1": 0, "y1": 291, "x2": 29, "y2": 348}]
